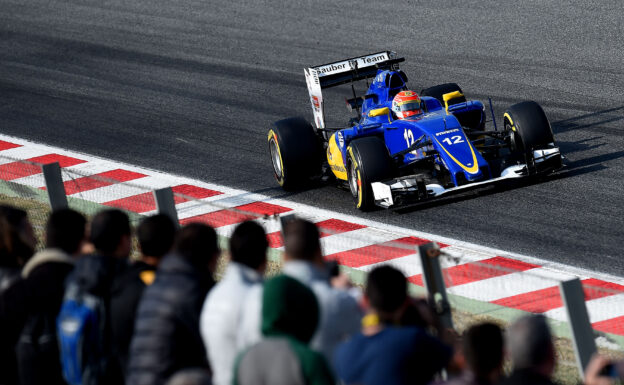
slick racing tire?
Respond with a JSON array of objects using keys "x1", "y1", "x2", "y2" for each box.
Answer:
[
  {"x1": 420, "y1": 83, "x2": 463, "y2": 105},
  {"x1": 268, "y1": 117, "x2": 321, "y2": 191},
  {"x1": 503, "y1": 101, "x2": 555, "y2": 154},
  {"x1": 347, "y1": 137, "x2": 392, "y2": 211}
]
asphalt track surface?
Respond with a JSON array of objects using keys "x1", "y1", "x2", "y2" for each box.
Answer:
[{"x1": 1, "y1": 0, "x2": 623, "y2": 275}]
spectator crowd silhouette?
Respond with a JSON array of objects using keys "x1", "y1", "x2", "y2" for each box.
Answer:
[{"x1": 0, "y1": 204, "x2": 622, "y2": 385}]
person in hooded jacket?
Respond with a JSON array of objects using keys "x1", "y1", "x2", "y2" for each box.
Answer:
[
  {"x1": 0, "y1": 205, "x2": 37, "y2": 384},
  {"x1": 62, "y1": 208, "x2": 132, "y2": 384},
  {"x1": 0, "y1": 205, "x2": 36, "y2": 291},
  {"x1": 237, "y1": 218, "x2": 361, "y2": 367},
  {"x1": 126, "y1": 223, "x2": 219, "y2": 385},
  {"x1": 233, "y1": 274, "x2": 334, "y2": 385},
  {"x1": 110, "y1": 214, "x2": 176, "y2": 376},
  {"x1": 13, "y1": 208, "x2": 87, "y2": 385},
  {"x1": 200, "y1": 220, "x2": 267, "y2": 385}
]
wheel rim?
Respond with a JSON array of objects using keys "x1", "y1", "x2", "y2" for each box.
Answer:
[
  {"x1": 506, "y1": 122, "x2": 522, "y2": 152},
  {"x1": 349, "y1": 162, "x2": 358, "y2": 198},
  {"x1": 269, "y1": 139, "x2": 282, "y2": 177}
]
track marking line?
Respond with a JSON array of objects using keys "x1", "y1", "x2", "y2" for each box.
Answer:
[
  {"x1": 491, "y1": 278, "x2": 623, "y2": 313},
  {"x1": 267, "y1": 218, "x2": 366, "y2": 248},
  {"x1": 0, "y1": 154, "x2": 86, "y2": 180},
  {"x1": 326, "y1": 236, "x2": 433, "y2": 268},
  {"x1": 45, "y1": 169, "x2": 148, "y2": 195},
  {"x1": 408, "y1": 256, "x2": 540, "y2": 287},
  {"x1": 0, "y1": 140, "x2": 22, "y2": 151},
  {"x1": 180, "y1": 202, "x2": 292, "y2": 228}
]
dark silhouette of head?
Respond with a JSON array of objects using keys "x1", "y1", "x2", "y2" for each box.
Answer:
[
  {"x1": 283, "y1": 218, "x2": 321, "y2": 262},
  {"x1": 508, "y1": 315, "x2": 556, "y2": 377},
  {"x1": 173, "y1": 223, "x2": 219, "y2": 273},
  {"x1": 463, "y1": 322, "x2": 504, "y2": 382},
  {"x1": 46, "y1": 209, "x2": 86, "y2": 256},
  {"x1": 365, "y1": 265, "x2": 407, "y2": 322},
  {"x1": 229, "y1": 220, "x2": 268, "y2": 271},
  {"x1": 137, "y1": 214, "x2": 176, "y2": 261},
  {"x1": 89, "y1": 209, "x2": 131, "y2": 258},
  {"x1": 0, "y1": 205, "x2": 35, "y2": 266}
]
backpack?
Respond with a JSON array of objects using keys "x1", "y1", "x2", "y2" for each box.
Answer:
[{"x1": 56, "y1": 281, "x2": 108, "y2": 385}]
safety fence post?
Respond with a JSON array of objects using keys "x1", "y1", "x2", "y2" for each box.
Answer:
[
  {"x1": 560, "y1": 278, "x2": 596, "y2": 378},
  {"x1": 41, "y1": 162, "x2": 68, "y2": 211},
  {"x1": 153, "y1": 187, "x2": 179, "y2": 228},
  {"x1": 418, "y1": 242, "x2": 454, "y2": 330},
  {"x1": 279, "y1": 214, "x2": 296, "y2": 234}
]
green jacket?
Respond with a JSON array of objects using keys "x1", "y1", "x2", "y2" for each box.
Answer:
[{"x1": 233, "y1": 275, "x2": 335, "y2": 385}]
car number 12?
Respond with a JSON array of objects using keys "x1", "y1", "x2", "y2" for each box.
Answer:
[
  {"x1": 442, "y1": 135, "x2": 464, "y2": 145},
  {"x1": 403, "y1": 129, "x2": 415, "y2": 147}
]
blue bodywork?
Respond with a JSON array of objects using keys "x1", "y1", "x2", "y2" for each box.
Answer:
[{"x1": 334, "y1": 70, "x2": 490, "y2": 187}]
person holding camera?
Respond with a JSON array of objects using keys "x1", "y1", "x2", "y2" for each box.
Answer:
[
  {"x1": 334, "y1": 265, "x2": 454, "y2": 385},
  {"x1": 584, "y1": 354, "x2": 623, "y2": 385}
]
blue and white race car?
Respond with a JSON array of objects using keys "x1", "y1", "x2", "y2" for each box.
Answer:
[{"x1": 268, "y1": 51, "x2": 562, "y2": 210}]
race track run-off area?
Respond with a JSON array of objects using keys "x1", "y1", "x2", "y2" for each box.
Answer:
[{"x1": 0, "y1": 133, "x2": 623, "y2": 340}]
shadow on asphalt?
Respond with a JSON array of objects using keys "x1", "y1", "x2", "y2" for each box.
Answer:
[
  {"x1": 552, "y1": 106, "x2": 624, "y2": 134},
  {"x1": 557, "y1": 136, "x2": 607, "y2": 154}
]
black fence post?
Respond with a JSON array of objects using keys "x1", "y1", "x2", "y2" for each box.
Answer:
[
  {"x1": 560, "y1": 278, "x2": 597, "y2": 378},
  {"x1": 418, "y1": 242, "x2": 454, "y2": 330},
  {"x1": 153, "y1": 187, "x2": 179, "y2": 227},
  {"x1": 41, "y1": 162, "x2": 68, "y2": 211}
]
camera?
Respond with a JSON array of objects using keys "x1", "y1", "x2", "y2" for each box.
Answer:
[{"x1": 598, "y1": 363, "x2": 619, "y2": 378}]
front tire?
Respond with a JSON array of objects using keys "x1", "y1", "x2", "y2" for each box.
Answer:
[
  {"x1": 504, "y1": 101, "x2": 555, "y2": 153},
  {"x1": 503, "y1": 101, "x2": 561, "y2": 172},
  {"x1": 268, "y1": 117, "x2": 321, "y2": 190},
  {"x1": 347, "y1": 137, "x2": 392, "y2": 211}
]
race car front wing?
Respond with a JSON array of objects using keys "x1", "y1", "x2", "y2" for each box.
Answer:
[{"x1": 371, "y1": 147, "x2": 562, "y2": 208}]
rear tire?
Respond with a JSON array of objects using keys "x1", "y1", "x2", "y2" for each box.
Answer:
[
  {"x1": 420, "y1": 83, "x2": 463, "y2": 104},
  {"x1": 268, "y1": 117, "x2": 321, "y2": 190},
  {"x1": 347, "y1": 137, "x2": 392, "y2": 211}
]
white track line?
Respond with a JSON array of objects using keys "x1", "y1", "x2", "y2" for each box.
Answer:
[{"x1": 448, "y1": 268, "x2": 577, "y2": 302}]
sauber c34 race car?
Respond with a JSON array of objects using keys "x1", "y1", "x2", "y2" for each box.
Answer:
[{"x1": 268, "y1": 51, "x2": 563, "y2": 210}]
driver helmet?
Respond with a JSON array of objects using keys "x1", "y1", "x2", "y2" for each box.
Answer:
[{"x1": 392, "y1": 91, "x2": 423, "y2": 119}]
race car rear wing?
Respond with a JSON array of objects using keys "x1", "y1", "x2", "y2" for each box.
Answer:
[{"x1": 304, "y1": 51, "x2": 404, "y2": 129}]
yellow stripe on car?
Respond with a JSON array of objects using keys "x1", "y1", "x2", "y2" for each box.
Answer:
[
  {"x1": 434, "y1": 137, "x2": 480, "y2": 174},
  {"x1": 327, "y1": 134, "x2": 347, "y2": 180}
]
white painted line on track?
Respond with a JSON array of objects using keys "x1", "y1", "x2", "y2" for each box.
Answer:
[
  {"x1": 546, "y1": 293, "x2": 624, "y2": 324},
  {"x1": 357, "y1": 254, "x2": 423, "y2": 276},
  {"x1": 448, "y1": 268, "x2": 576, "y2": 302}
]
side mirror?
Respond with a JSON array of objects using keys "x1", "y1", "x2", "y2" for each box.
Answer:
[{"x1": 368, "y1": 107, "x2": 390, "y2": 117}]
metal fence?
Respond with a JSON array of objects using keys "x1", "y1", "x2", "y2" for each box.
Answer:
[{"x1": 1, "y1": 155, "x2": 623, "y2": 384}]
